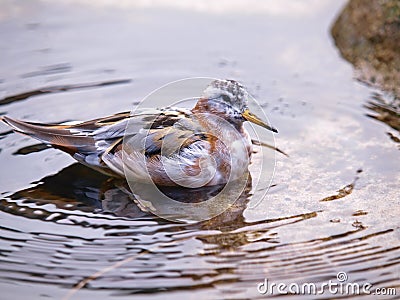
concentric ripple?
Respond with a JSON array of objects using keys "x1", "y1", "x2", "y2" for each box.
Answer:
[{"x1": 0, "y1": 164, "x2": 399, "y2": 299}]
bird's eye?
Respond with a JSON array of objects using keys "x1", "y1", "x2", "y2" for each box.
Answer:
[{"x1": 221, "y1": 95, "x2": 231, "y2": 102}]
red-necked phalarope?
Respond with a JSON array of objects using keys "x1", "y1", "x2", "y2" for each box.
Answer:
[{"x1": 1, "y1": 79, "x2": 277, "y2": 186}]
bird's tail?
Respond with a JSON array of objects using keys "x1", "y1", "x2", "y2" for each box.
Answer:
[
  {"x1": 1, "y1": 114, "x2": 131, "y2": 177},
  {"x1": 1, "y1": 115, "x2": 98, "y2": 155}
]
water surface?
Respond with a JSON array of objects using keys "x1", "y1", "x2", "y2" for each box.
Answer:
[{"x1": 0, "y1": 1, "x2": 399, "y2": 299}]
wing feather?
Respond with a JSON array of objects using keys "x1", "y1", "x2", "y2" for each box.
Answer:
[{"x1": 1, "y1": 108, "x2": 199, "y2": 180}]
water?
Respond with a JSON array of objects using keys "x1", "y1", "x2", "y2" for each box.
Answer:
[{"x1": 0, "y1": 1, "x2": 399, "y2": 299}]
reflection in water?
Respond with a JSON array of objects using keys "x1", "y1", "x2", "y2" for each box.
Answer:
[
  {"x1": 6, "y1": 164, "x2": 147, "y2": 219},
  {"x1": 365, "y1": 92, "x2": 400, "y2": 132},
  {"x1": 320, "y1": 169, "x2": 361, "y2": 202},
  {"x1": 364, "y1": 92, "x2": 400, "y2": 148},
  {"x1": 6, "y1": 163, "x2": 251, "y2": 224},
  {"x1": 21, "y1": 63, "x2": 72, "y2": 78},
  {"x1": 0, "y1": 79, "x2": 131, "y2": 106},
  {"x1": 5, "y1": 163, "x2": 291, "y2": 234},
  {"x1": 0, "y1": 0, "x2": 399, "y2": 298},
  {"x1": 13, "y1": 142, "x2": 51, "y2": 155},
  {"x1": 1, "y1": 161, "x2": 399, "y2": 299}
]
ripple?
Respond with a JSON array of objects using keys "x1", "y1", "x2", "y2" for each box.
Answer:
[
  {"x1": 0, "y1": 1, "x2": 399, "y2": 298},
  {"x1": 0, "y1": 161, "x2": 398, "y2": 300}
]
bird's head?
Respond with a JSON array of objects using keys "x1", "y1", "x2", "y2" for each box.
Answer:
[{"x1": 193, "y1": 79, "x2": 277, "y2": 133}]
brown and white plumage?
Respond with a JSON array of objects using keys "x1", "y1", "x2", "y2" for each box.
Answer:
[{"x1": 1, "y1": 79, "x2": 277, "y2": 187}]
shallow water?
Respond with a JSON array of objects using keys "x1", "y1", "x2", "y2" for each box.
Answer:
[{"x1": 0, "y1": 1, "x2": 399, "y2": 299}]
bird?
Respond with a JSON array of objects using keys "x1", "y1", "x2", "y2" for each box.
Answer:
[{"x1": 1, "y1": 79, "x2": 277, "y2": 187}]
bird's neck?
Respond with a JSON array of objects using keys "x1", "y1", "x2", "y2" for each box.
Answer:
[
  {"x1": 192, "y1": 98, "x2": 244, "y2": 132},
  {"x1": 192, "y1": 99, "x2": 253, "y2": 158}
]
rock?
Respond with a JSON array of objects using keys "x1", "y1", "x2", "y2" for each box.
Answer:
[{"x1": 331, "y1": 0, "x2": 400, "y2": 98}]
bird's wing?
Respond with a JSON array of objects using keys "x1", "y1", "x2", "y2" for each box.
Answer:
[
  {"x1": 101, "y1": 114, "x2": 217, "y2": 186},
  {"x1": 1, "y1": 108, "x2": 196, "y2": 177}
]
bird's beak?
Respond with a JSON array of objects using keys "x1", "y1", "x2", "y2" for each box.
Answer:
[{"x1": 242, "y1": 109, "x2": 278, "y2": 133}]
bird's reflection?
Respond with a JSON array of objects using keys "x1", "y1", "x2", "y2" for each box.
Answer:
[
  {"x1": 5, "y1": 164, "x2": 141, "y2": 218},
  {"x1": 6, "y1": 163, "x2": 253, "y2": 229},
  {"x1": 3, "y1": 162, "x2": 322, "y2": 253}
]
